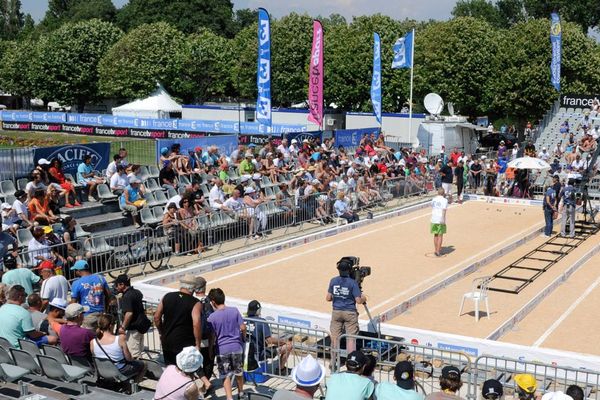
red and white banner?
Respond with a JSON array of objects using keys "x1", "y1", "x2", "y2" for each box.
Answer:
[{"x1": 308, "y1": 20, "x2": 323, "y2": 127}]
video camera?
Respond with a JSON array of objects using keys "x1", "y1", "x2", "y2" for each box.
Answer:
[{"x1": 337, "y1": 256, "x2": 371, "y2": 289}]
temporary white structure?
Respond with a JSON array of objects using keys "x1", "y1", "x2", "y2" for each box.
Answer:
[{"x1": 112, "y1": 84, "x2": 182, "y2": 119}]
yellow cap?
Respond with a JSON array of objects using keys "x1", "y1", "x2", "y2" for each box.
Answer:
[
  {"x1": 514, "y1": 374, "x2": 537, "y2": 393},
  {"x1": 42, "y1": 225, "x2": 53, "y2": 234}
]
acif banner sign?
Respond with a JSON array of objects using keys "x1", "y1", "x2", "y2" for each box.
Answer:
[
  {"x1": 392, "y1": 30, "x2": 414, "y2": 69},
  {"x1": 550, "y1": 12, "x2": 562, "y2": 92},
  {"x1": 371, "y1": 33, "x2": 382, "y2": 125},
  {"x1": 308, "y1": 20, "x2": 324, "y2": 127},
  {"x1": 33, "y1": 143, "x2": 110, "y2": 179},
  {"x1": 256, "y1": 8, "x2": 272, "y2": 126}
]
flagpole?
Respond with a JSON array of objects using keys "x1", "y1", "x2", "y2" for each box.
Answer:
[{"x1": 408, "y1": 28, "x2": 415, "y2": 148}]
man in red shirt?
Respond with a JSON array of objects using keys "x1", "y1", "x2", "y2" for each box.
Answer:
[{"x1": 450, "y1": 147, "x2": 461, "y2": 165}]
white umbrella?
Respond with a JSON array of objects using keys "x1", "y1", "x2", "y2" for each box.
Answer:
[{"x1": 507, "y1": 157, "x2": 551, "y2": 170}]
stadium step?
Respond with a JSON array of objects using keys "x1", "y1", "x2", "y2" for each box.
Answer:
[
  {"x1": 75, "y1": 211, "x2": 130, "y2": 234},
  {"x1": 60, "y1": 201, "x2": 120, "y2": 219}
]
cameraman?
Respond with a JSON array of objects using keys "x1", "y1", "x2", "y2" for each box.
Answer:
[{"x1": 326, "y1": 259, "x2": 366, "y2": 359}]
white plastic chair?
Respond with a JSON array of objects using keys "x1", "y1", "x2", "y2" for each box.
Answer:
[{"x1": 458, "y1": 276, "x2": 493, "y2": 321}]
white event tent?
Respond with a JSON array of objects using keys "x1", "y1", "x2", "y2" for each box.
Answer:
[{"x1": 112, "y1": 84, "x2": 182, "y2": 119}]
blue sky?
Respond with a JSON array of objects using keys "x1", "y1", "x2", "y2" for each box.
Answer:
[{"x1": 22, "y1": 0, "x2": 456, "y2": 22}]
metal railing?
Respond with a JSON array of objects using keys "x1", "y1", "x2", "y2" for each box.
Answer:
[{"x1": 474, "y1": 355, "x2": 600, "y2": 400}]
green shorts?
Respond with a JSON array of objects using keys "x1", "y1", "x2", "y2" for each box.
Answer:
[{"x1": 430, "y1": 223, "x2": 447, "y2": 235}]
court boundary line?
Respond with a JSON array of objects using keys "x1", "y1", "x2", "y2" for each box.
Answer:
[
  {"x1": 377, "y1": 222, "x2": 545, "y2": 322},
  {"x1": 533, "y1": 266, "x2": 600, "y2": 347},
  {"x1": 487, "y1": 240, "x2": 600, "y2": 341}
]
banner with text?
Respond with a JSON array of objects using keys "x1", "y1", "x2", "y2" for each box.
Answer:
[
  {"x1": 33, "y1": 143, "x2": 110, "y2": 179},
  {"x1": 285, "y1": 130, "x2": 322, "y2": 144},
  {"x1": 334, "y1": 128, "x2": 380, "y2": 148},
  {"x1": 308, "y1": 20, "x2": 324, "y2": 127},
  {"x1": 371, "y1": 33, "x2": 382, "y2": 125},
  {"x1": 256, "y1": 8, "x2": 272, "y2": 126}
]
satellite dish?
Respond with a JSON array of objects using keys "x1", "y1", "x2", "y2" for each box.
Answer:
[
  {"x1": 424, "y1": 93, "x2": 444, "y2": 115},
  {"x1": 447, "y1": 102, "x2": 455, "y2": 116}
]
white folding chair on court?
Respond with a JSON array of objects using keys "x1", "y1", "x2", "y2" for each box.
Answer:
[{"x1": 458, "y1": 276, "x2": 493, "y2": 322}]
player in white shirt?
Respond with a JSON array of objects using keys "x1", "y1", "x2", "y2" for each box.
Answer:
[{"x1": 430, "y1": 188, "x2": 449, "y2": 257}]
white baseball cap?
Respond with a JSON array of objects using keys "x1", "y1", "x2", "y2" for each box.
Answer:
[
  {"x1": 244, "y1": 187, "x2": 256, "y2": 195},
  {"x1": 1, "y1": 203, "x2": 11, "y2": 210},
  {"x1": 37, "y1": 158, "x2": 51, "y2": 165}
]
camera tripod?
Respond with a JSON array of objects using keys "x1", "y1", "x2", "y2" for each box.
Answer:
[{"x1": 362, "y1": 301, "x2": 381, "y2": 339}]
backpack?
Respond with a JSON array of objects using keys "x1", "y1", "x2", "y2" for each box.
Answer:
[{"x1": 200, "y1": 297, "x2": 213, "y2": 340}]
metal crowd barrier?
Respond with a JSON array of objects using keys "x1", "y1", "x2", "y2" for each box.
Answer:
[
  {"x1": 337, "y1": 334, "x2": 473, "y2": 397},
  {"x1": 474, "y1": 355, "x2": 600, "y2": 400},
  {"x1": 244, "y1": 316, "x2": 332, "y2": 387}
]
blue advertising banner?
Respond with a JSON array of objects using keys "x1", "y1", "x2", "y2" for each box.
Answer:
[
  {"x1": 285, "y1": 130, "x2": 322, "y2": 144},
  {"x1": 155, "y1": 136, "x2": 238, "y2": 164},
  {"x1": 1, "y1": 111, "x2": 308, "y2": 136},
  {"x1": 371, "y1": 33, "x2": 382, "y2": 125},
  {"x1": 550, "y1": 13, "x2": 562, "y2": 92},
  {"x1": 334, "y1": 128, "x2": 380, "y2": 148},
  {"x1": 256, "y1": 8, "x2": 272, "y2": 127},
  {"x1": 33, "y1": 143, "x2": 110, "y2": 179}
]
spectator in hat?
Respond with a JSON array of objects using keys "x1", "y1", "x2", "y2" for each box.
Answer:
[
  {"x1": 239, "y1": 152, "x2": 255, "y2": 175},
  {"x1": 375, "y1": 360, "x2": 423, "y2": 400},
  {"x1": 154, "y1": 275, "x2": 205, "y2": 365},
  {"x1": 0, "y1": 285, "x2": 56, "y2": 348},
  {"x1": 513, "y1": 374, "x2": 537, "y2": 400},
  {"x1": 325, "y1": 350, "x2": 375, "y2": 400},
  {"x1": 70, "y1": 259, "x2": 111, "y2": 329},
  {"x1": 119, "y1": 177, "x2": 144, "y2": 227},
  {"x1": 42, "y1": 297, "x2": 68, "y2": 337},
  {"x1": 28, "y1": 226, "x2": 66, "y2": 268},
  {"x1": 160, "y1": 160, "x2": 178, "y2": 189},
  {"x1": 2, "y1": 248, "x2": 39, "y2": 295},
  {"x1": 154, "y1": 346, "x2": 205, "y2": 400},
  {"x1": 110, "y1": 164, "x2": 129, "y2": 195},
  {"x1": 37, "y1": 259, "x2": 69, "y2": 309},
  {"x1": 207, "y1": 287, "x2": 246, "y2": 400},
  {"x1": 12, "y1": 189, "x2": 32, "y2": 227},
  {"x1": 59, "y1": 303, "x2": 96, "y2": 367},
  {"x1": 541, "y1": 392, "x2": 573, "y2": 400},
  {"x1": 90, "y1": 313, "x2": 147, "y2": 384},
  {"x1": 114, "y1": 274, "x2": 150, "y2": 359},
  {"x1": 425, "y1": 366, "x2": 463, "y2": 400},
  {"x1": 246, "y1": 300, "x2": 292, "y2": 374},
  {"x1": 1, "y1": 202, "x2": 19, "y2": 235},
  {"x1": 77, "y1": 154, "x2": 105, "y2": 201},
  {"x1": 272, "y1": 354, "x2": 325, "y2": 400},
  {"x1": 481, "y1": 379, "x2": 503, "y2": 400},
  {"x1": 566, "y1": 385, "x2": 584, "y2": 400}
]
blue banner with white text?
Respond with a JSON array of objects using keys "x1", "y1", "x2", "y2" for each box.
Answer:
[
  {"x1": 334, "y1": 128, "x2": 380, "y2": 148},
  {"x1": 33, "y1": 143, "x2": 110, "y2": 179},
  {"x1": 550, "y1": 13, "x2": 561, "y2": 92},
  {"x1": 256, "y1": 8, "x2": 272, "y2": 126},
  {"x1": 371, "y1": 33, "x2": 382, "y2": 125},
  {"x1": 285, "y1": 131, "x2": 322, "y2": 144},
  {"x1": 155, "y1": 136, "x2": 238, "y2": 164}
]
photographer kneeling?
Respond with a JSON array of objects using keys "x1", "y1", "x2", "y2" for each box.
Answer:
[{"x1": 326, "y1": 258, "x2": 366, "y2": 365}]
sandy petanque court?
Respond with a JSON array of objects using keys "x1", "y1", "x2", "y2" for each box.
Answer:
[{"x1": 158, "y1": 200, "x2": 600, "y2": 357}]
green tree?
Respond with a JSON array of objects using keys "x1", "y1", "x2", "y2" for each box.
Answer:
[
  {"x1": 98, "y1": 22, "x2": 187, "y2": 100},
  {"x1": 490, "y1": 19, "x2": 600, "y2": 121},
  {"x1": 117, "y1": 0, "x2": 235, "y2": 36},
  {"x1": 232, "y1": 8, "x2": 257, "y2": 34},
  {"x1": 416, "y1": 17, "x2": 499, "y2": 118},
  {"x1": 452, "y1": 0, "x2": 504, "y2": 27},
  {"x1": 0, "y1": 39, "x2": 40, "y2": 101},
  {"x1": 0, "y1": 0, "x2": 24, "y2": 40},
  {"x1": 523, "y1": 0, "x2": 600, "y2": 32},
  {"x1": 171, "y1": 29, "x2": 234, "y2": 103},
  {"x1": 36, "y1": 19, "x2": 122, "y2": 111},
  {"x1": 230, "y1": 22, "x2": 257, "y2": 102},
  {"x1": 40, "y1": 0, "x2": 116, "y2": 31}
]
